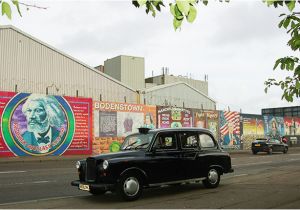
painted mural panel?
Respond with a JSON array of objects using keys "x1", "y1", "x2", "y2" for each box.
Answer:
[
  {"x1": 241, "y1": 114, "x2": 264, "y2": 149},
  {"x1": 263, "y1": 116, "x2": 284, "y2": 139},
  {"x1": 0, "y1": 91, "x2": 92, "y2": 157},
  {"x1": 157, "y1": 106, "x2": 193, "y2": 128},
  {"x1": 284, "y1": 117, "x2": 300, "y2": 135},
  {"x1": 93, "y1": 101, "x2": 157, "y2": 154},
  {"x1": 192, "y1": 109, "x2": 219, "y2": 140},
  {"x1": 219, "y1": 111, "x2": 240, "y2": 149}
]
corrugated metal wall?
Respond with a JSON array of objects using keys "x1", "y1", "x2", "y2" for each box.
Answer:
[
  {"x1": 0, "y1": 27, "x2": 137, "y2": 103},
  {"x1": 143, "y1": 83, "x2": 215, "y2": 110},
  {"x1": 164, "y1": 75, "x2": 208, "y2": 95},
  {"x1": 121, "y1": 56, "x2": 145, "y2": 90}
]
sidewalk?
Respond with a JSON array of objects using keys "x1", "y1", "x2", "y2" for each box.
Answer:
[{"x1": 0, "y1": 147, "x2": 300, "y2": 163}]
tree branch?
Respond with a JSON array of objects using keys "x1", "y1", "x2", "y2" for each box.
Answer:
[{"x1": 19, "y1": 1, "x2": 48, "y2": 10}]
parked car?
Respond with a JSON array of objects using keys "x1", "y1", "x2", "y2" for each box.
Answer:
[
  {"x1": 251, "y1": 138, "x2": 288, "y2": 155},
  {"x1": 71, "y1": 127, "x2": 234, "y2": 201}
]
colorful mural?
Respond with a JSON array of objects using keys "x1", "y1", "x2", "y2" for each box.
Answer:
[
  {"x1": 263, "y1": 116, "x2": 284, "y2": 139},
  {"x1": 93, "y1": 101, "x2": 157, "y2": 155},
  {"x1": 0, "y1": 91, "x2": 92, "y2": 157},
  {"x1": 219, "y1": 111, "x2": 241, "y2": 149},
  {"x1": 192, "y1": 109, "x2": 219, "y2": 140},
  {"x1": 241, "y1": 114, "x2": 264, "y2": 149},
  {"x1": 157, "y1": 106, "x2": 192, "y2": 128}
]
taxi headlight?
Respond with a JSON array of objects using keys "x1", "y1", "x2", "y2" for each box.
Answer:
[
  {"x1": 103, "y1": 160, "x2": 109, "y2": 170},
  {"x1": 76, "y1": 161, "x2": 81, "y2": 169}
]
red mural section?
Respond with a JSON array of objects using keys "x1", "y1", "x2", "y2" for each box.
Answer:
[
  {"x1": 0, "y1": 91, "x2": 92, "y2": 157},
  {"x1": 63, "y1": 96, "x2": 93, "y2": 155}
]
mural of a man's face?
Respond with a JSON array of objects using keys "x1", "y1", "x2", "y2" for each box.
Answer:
[
  {"x1": 145, "y1": 115, "x2": 152, "y2": 125},
  {"x1": 24, "y1": 101, "x2": 49, "y2": 133}
]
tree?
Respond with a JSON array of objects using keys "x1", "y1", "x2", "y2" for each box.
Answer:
[{"x1": 264, "y1": 1, "x2": 300, "y2": 102}]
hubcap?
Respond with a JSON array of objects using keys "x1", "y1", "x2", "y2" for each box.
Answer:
[
  {"x1": 123, "y1": 177, "x2": 139, "y2": 196},
  {"x1": 208, "y1": 169, "x2": 218, "y2": 184}
]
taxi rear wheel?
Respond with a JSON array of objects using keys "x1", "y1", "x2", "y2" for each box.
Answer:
[
  {"x1": 202, "y1": 168, "x2": 220, "y2": 188},
  {"x1": 117, "y1": 173, "x2": 143, "y2": 201}
]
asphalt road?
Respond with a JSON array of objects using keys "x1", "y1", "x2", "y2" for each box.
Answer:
[{"x1": 0, "y1": 149, "x2": 300, "y2": 209}]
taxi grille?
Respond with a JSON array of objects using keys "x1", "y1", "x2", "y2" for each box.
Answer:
[{"x1": 86, "y1": 157, "x2": 97, "y2": 182}]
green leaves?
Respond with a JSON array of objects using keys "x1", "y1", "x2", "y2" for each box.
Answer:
[
  {"x1": 187, "y1": 5, "x2": 197, "y2": 23},
  {"x1": 0, "y1": 0, "x2": 23, "y2": 21},
  {"x1": 2, "y1": 1, "x2": 12, "y2": 19},
  {"x1": 170, "y1": 1, "x2": 199, "y2": 30},
  {"x1": 137, "y1": 0, "x2": 147, "y2": 6},
  {"x1": 132, "y1": 0, "x2": 165, "y2": 17},
  {"x1": 176, "y1": 0, "x2": 190, "y2": 16},
  {"x1": 12, "y1": 0, "x2": 21, "y2": 16},
  {"x1": 287, "y1": 0, "x2": 296, "y2": 12}
]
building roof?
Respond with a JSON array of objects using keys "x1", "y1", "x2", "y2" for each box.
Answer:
[
  {"x1": 0, "y1": 25, "x2": 136, "y2": 92},
  {"x1": 142, "y1": 81, "x2": 216, "y2": 103}
]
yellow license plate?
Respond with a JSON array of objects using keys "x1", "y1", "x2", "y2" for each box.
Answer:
[
  {"x1": 255, "y1": 144, "x2": 260, "y2": 147},
  {"x1": 79, "y1": 184, "x2": 90, "y2": 191}
]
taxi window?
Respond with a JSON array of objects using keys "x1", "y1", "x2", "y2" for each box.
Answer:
[
  {"x1": 179, "y1": 132, "x2": 199, "y2": 149},
  {"x1": 199, "y1": 134, "x2": 216, "y2": 149},
  {"x1": 154, "y1": 132, "x2": 177, "y2": 150}
]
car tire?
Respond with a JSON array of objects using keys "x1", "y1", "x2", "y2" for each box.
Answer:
[
  {"x1": 283, "y1": 147, "x2": 288, "y2": 154},
  {"x1": 89, "y1": 188, "x2": 106, "y2": 195},
  {"x1": 202, "y1": 168, "x2": 220, "y2": 188},
  {"x1": 268, "y1": 148, "x2": 273, "y2": 155},
  {"x1": 252, "y1": 150, "x2": 257, "y2": 155},
  {"x1": 117, "y1": 173, "x2": 143, "y2": 201}
]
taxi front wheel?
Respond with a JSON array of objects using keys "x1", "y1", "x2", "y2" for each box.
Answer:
[
  {"x1": 117, "y1": 173, "x2": 143, "y2": 201},
  {"x1": 202, "y1": 168, "x2": 220, "y2": 188}
]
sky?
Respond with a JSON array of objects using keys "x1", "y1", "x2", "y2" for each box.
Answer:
[{"x1": 1, "y1": 0, "x2": 300, "y2": 114}]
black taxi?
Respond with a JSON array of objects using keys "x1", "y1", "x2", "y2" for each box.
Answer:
[{"x1": 71, "y1": 127, "x2": 234, "y2": 201}]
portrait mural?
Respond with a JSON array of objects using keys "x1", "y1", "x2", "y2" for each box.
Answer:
[
  {"x1": 0, "y1": 91, "x2": 93, "y2": 157},
  {"x1": 219, "y1": 111, "x2": 241, "y2": 149},
  {"x1": 263, "y1": 116, "x2": 284, "y2": 139}
]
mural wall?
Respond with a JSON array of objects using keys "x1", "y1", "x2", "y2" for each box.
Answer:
[
  {"x1": 241, "y1": 114, "x2": 264, "y2": 149},
  {"x1": 93, "y1": 101, "x2": 156, "y2": 155},
  {"x1": 0, "y1": 91, "x2": 92, "y2": 157},
  {"x1": 192, "y1": 109, "x2": 219, "y2": 140},
  {"x1": 219, "y1": 111, "x2": 241, "y2": 149},
  {"x1": 157, "y1": 106, "x2": 193, "y2": 128}
]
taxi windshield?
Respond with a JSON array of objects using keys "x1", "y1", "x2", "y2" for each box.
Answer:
[{"x1": 121, "y1": 133, "x2": 154, "y2": 150}]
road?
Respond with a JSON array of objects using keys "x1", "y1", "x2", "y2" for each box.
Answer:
[{"x1": 0, "y1": 149, "x2": 300, "y2": 209}]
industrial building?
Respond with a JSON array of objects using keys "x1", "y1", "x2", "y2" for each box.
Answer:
[
  {"x1": 0, "y1": 25, "x2": 138, "y2": 103},
  {"x1": 145, "y1": 71, "x2": 209, "y2": 95},
  {"x1": 141, "y1": 82, "x2": 216, "y2": 110},
  {"x1": 103, "y1": 55, "x2": 145, "y2": 90},
  {"x1": 102, "y1": 56, "x2": 215, "y2": 110}
]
